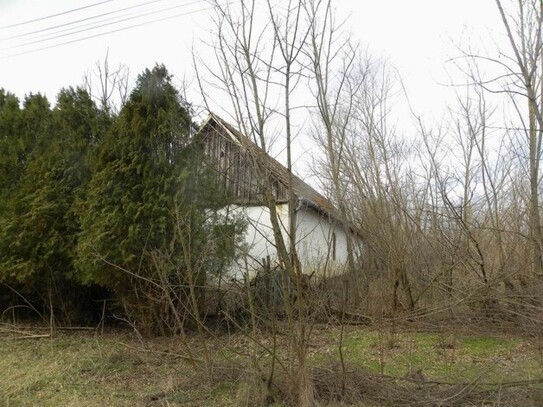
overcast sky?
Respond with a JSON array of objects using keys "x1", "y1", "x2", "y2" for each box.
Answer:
[
  {"x1": 0, "y1": 0, "x2": 501, "y2": 104},
  {"x1": 0, "y1": 0, "x2": 507, "y2": 174}
]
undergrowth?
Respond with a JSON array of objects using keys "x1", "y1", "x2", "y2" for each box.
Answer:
[{"x1": 1, "y1": 324, "x2": 543, "y2": 406}]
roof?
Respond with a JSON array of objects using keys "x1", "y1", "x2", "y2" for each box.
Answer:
[{"x1": 199, "y1": 113, "x2": 336, "y2": 216}]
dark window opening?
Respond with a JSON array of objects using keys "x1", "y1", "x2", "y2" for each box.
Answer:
[{"x1": 332, "y1": 232, "x2": 337, "y2": 261}]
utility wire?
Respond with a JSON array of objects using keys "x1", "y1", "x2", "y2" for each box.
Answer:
[
  {"x1": 0, "y1": 0, "x2": 174, "y2": 41},
  {"x1": 3, "y1": 3, "x2": 215, "y2": 58},
  {"x1": 1, "y1": 0, "x2": 202, "y2": 51},
  {"x1": 0, "y1": 0, "x2": 113, "y2": 30}
]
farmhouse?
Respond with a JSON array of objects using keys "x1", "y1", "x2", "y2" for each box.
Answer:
[{"x1": 197, "y1": 113, "x2": 361, "y2": 279}]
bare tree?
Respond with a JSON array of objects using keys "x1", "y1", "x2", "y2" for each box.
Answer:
[
  {"x1": 497, "y1": 0, "x2": 543, "y2": 275},
  {"x1": 83, "y1": 50, "x2": 130, "y2": 115},
  {"x1": 462, "y1": 0, "x2": 543, "y2": 275},
  {"x1": 305, "y1": 0, "x2": 361, "y2": 283},
  {"x1": 195, "y1": 1, "x2": 320, "y2": 404},
  {"x1": 311, "y1": 45, "x2": 426, "y2": 315}
]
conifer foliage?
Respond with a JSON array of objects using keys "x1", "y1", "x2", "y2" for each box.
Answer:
[
  {"x1": 0, "y1": 88, "x2": 106, "y2": 322},
  {"x1": 0, "y1": 64, "x2": 241, "y2": 329},
  {"x1": 0, "y1": 64, "x2": 234, "y2": 326},
  {"x1": 75, "y1": 65, "x2": 195, "y2": 314}
]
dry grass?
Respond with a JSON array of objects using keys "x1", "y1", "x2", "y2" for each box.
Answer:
[
  {"x1": 1, "y1": 323, "x2": 543, "y2": 406},
  {"x1": 0, "y1": 326, "x2": 237, "y2": 406}
]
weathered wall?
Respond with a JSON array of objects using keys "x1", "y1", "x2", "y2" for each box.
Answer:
[
  {"x1": 295, "y1": 206, "x2": 352, "y2": 277},
  {"x1": 220, "y1": 203, "x2": 359, "y2": 279}
]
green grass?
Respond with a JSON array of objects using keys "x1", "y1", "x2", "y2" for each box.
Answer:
[
  {"x1": 461, "y1": 335, "x2": 517, "y2": 355},
  {"x1": 326, "y1": 328, "x2": 542, "y2": 384}
]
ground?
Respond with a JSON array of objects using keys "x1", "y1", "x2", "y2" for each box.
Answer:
[{"x1": 1, "y1": 322, "x2": 543, "y2": 406}]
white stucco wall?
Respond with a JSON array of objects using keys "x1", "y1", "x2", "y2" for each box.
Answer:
[
  {"x1": 295, "y1": 206, "x2": 353, "y2": 277},
  {"x1": 238, "y1": 203, "x2": 290, "y2": 272},
  {"x1": 220, "y1": 203, "x2": 359, "y2": 280}
]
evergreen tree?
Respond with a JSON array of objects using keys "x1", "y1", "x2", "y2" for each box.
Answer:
[
  {"x1": 0, "y1": 69, "x2": 242, "y2": 328},
  {"x1": 0, "y1": 93, "x2": 53, "y2": 282},
  {"x1": 76, "y1": 65, "x2": 193, "y2": 294},
  {"x1": 0, "y1": 88, "x2": 104, "y2": 321},
  {"x1": 0, "y1": 92, "x2": 52, "y2": 201},
  {"x1": 0, "y1": 90, "x2": 22, "y2": 216}
]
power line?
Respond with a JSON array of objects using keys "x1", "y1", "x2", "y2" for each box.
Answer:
[
  {"x1": 0, "y1": 0, "x2": 114, "y2": 30},
  {"x1": 1, "y1": 0, "x2": 202, "y2": 51},
  {"x1": 4, "y1": 4, "x2": 215, "y2": 58},
  {"x1": 0, "y1": 0, "x2": 173, "y2": 42}
]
